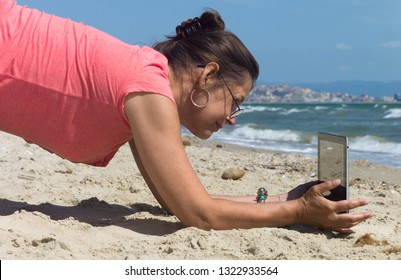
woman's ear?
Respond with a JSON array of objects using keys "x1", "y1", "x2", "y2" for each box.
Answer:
[
  {"x1": 200, "y1": 62, "x2": 220, "y2": 86},
  {"x1": 204, "y1": 62, "x2": 219, "y2": 76}
]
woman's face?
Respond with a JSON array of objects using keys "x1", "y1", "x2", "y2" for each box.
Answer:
[{"x1": 184, "y1": 76, "x2": 253, "y2": 139}]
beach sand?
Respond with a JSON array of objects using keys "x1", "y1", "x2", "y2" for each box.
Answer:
[{"x1": 0, "y1": 131, "x2": 400, "y2": 260}]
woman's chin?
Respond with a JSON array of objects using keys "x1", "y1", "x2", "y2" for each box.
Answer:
[{"x1": 191, "y1": 129, "x2": 213, "y2": 140}]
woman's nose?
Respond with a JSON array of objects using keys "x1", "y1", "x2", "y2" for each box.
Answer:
[{"x1": 226, "y1": 116, "x2": 236, "y2": 126}]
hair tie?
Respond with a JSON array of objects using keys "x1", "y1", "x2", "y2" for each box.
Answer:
[{"x1": 175, "y1": 17, "x2": 202, "y2": 39}]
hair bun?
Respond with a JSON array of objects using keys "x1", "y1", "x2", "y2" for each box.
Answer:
[
  {"x1": 199, "y1": 9, "x2": 225, "y2": 31},
  {"x1": 175, "y1": 9, "x2": 225, "y2": 39}
]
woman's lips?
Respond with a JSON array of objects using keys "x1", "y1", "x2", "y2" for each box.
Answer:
[{"x1": 215, "y1": 122, "x2": 223, "y2": 131}]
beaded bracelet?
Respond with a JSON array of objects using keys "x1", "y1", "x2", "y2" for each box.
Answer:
[{"x1": 256, "y1": 187, "x2": 268, "y2": 203}]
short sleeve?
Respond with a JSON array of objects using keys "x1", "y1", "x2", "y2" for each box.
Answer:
[
  {"x1": 124, "y1": 47, "x2": 173, "y2": 99},
  {"x1": 118, "y1": 46, "x2": 175, "y2": 123}
]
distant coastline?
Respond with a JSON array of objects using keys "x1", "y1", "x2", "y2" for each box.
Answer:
[{"x1": 248, "y1": 82, "x2": 401, "y2": 104}]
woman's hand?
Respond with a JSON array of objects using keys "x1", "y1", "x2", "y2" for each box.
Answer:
[
  {"x1": 296, "y1": 179, "x2": 374, "y2": 233},
  {"x1": 286, "y1": 181, "x2": 317, "y2": 200}
]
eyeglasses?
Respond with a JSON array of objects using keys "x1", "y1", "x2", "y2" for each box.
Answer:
[
  {"x1": 197, "y1": 65, "x2": 244, "y2": 119},
  {"x1": 218, "y1": 72, "x2": 244, "y2": 119}
]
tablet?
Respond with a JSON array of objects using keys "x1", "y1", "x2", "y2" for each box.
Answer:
[{"x1": 318, "y1": 132, "x2": 349, "y2": 201}]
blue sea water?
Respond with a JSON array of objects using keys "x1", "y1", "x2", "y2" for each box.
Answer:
[{"x1": 206, "y1": 103, "x2": 401, "y2": 169}]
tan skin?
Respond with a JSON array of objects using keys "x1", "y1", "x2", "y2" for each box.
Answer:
[{"x1": 124, "y1": 62, "x2": 374, "y2": 232}]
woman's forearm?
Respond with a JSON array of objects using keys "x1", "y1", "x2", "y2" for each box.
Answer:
[
  {"x1": 210, "y1": 193, "x2": 288, "y2": 203},
  {"x1": 201, "y1": 197, "x2": 300, "y2": 230}
]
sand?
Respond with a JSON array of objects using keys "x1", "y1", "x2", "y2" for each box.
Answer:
[{"x1": 0, "y1": 131, "x2": 400, "y2": 260}]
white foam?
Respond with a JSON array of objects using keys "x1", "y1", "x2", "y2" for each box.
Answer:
[
  {"x1": 227, "y1": 126, "x2": 302, "y2": 142},
  {"x1": 314, "y1": 106, "x2": 329, "y2": 110},
  {"x1": 384, "y1": 108, "x2": 401, "y2": 119},
  {"x1": 242, "y1": 105, "x2": 285, "y2": 114},
  {"x1": 350, "y1": 135, "x2": 401, "y2": 154},
  {"x1": 265, "y1": 107, "x2": 284, "y2": 112},
  {"x1": 242, "y1": 105, "x2": 268, "y2": 113},
  {"x1": 280, "y1": 108, "x2": 309, "y2": 115}
]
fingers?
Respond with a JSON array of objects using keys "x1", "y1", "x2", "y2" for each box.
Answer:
[
  {"x1": 346, "y1": 211, "x2": 374, "y2": 226},
  {"x1": 334, "y1": 198, "x2": 369, "y2": 213},
  {"x1": 330, "y1": 211, "x2": 374, "y2": 233},
  {"x1": 299, "y1": 179, "x2": 374, "y2": 233},
  {"x1": 330, "y1": 228, "x2": 355, "y2": 234},
  {"x1": 334, "y1": 198, "x2": 374, "y2": 227}
]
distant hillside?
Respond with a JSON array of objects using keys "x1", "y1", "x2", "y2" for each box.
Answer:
[{"x1": 263, "y1": 81, "x2": 401, "y2": 97}]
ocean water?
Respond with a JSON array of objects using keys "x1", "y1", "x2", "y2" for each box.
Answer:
[{"x1": 205, "y1": 103, "x2": 401, "y2": 169}]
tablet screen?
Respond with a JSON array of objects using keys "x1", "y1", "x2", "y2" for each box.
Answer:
[{"x1": 318, "y1": 132, "x2": 349, "y2": 201}]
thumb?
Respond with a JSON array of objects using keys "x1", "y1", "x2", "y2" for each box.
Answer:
[{"x1": 315, "y1": 179, "x2": 341, "y2": 194}]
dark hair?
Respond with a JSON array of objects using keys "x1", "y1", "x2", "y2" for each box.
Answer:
[{"x1": 153, "y1": 9, "x2": 259, "y2": 86}]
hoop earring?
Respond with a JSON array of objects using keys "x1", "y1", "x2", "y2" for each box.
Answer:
[{"x1": 190, "y1": 88, "x2": 210, "y2": 108}]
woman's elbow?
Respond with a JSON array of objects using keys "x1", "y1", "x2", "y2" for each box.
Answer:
[{"x1": 176, "y1": 204, "x2": 224, "y2": 231}]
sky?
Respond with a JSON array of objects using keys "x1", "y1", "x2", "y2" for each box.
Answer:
[{"x1": 17, "y1": 0, "x2": 401, "y2": 84}]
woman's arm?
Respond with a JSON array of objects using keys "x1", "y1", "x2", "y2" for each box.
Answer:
[
  {"x1": 124, "y1": 93, "x2": 372, "y2": 231},
  {"x1": 210, "y1": 193, "x2": 287, "y2": 203},
  {"x1": 128, "y1": 138, "x2": 173, "y2": 214},
  {"x1": 124, "y1": 92, "x2": 300, "y2": 229},
  {"x1": 131, "y1": 136, "x2": 287, "y2": 209}
]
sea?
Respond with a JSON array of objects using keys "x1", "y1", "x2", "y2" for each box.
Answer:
[{"x1": 188, "y1": 103, "x2": 401, "y2": 169}]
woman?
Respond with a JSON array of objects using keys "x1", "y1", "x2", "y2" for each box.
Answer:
[{"x1": 0, "y1": 0, "x2": 373, "y2": 232}]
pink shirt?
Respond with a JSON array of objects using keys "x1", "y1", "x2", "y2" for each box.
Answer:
[{"x1": 0, "y1": 0, "x2": 174, "y2": 166}]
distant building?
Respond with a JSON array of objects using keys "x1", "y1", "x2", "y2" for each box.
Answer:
[{"x1": 247, "y1": 85, "x2": 401, "y2": 104}]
